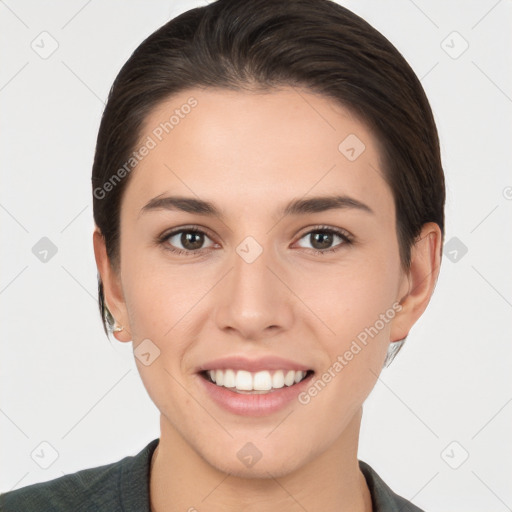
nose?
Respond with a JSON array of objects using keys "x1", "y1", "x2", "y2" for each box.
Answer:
[{"x1": 213, "y1": 238, "x2": 294, "y2": 341}]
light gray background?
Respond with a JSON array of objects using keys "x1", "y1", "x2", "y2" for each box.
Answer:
[{"x1": 1, "y1": 1, "x2": 511, "y2": 510}]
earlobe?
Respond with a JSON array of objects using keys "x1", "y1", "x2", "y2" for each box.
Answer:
[
  {"x1": 92, "y1": 227, "x2": 132, "y2": 342},
  {"x1": 390, "y1": 222, "x2": 442, "y2": 343}
]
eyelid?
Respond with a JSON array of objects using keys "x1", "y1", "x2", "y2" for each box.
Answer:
[
  {"x1": 295, "y1": 224, "x2": 353, "y2": 241},
  {"x1": 159, "y1": 224, "x2": 216, "y2": 240},
  {"x1": 158, "y1": 224, "x2": 354, "y2": 255},
  {"x1": 293, "y1": 225, "x2": 354, "y2": 253},
  {"x1": 158, "y1": 225, "x2": 217, "y2": 249},
  {"x1": 159, "y1": 224, "x2": 353, "y2": 242}
]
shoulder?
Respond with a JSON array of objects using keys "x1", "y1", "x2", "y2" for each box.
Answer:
[
  {"x1": 359, "y1": 460, "x2": 426, "y2": 512},
  {"x1": 0, "y1": 439, "x2": 159, "y2": 512},
  {"x1": 1, "y1": 460, "x2": 121, "y2": 512}
]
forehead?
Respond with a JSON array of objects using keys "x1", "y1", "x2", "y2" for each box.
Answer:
[{"x1": 122, "y1": 86, "x2": 393, "y2": 221}]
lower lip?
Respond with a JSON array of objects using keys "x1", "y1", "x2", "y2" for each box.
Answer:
[{"x1": 196, "y1": 372, "x2": 314, "y2": 417}]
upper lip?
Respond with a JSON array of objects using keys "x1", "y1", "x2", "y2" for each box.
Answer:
[{"x1": 197, "y1": 355, "x2": 312, "y2": 373}]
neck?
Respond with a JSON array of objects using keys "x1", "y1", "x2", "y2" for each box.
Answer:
[{"x1": 149, "y1": 409, "x2": 372, "y2": 512}]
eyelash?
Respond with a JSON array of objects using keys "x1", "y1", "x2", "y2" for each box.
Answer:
[{"x1": 157, "y1": 225, "x2": 354, "y2": 257}]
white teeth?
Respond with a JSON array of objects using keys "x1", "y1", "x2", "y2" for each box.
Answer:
[
  {"x1": 253, "y1": 371, "x2": 272, "y2": 391},
  {"x1": 235, "y1": 370, "x2": 253, "y2": 390},
  {"x1": 284, "y1": 370, "x2": 296, "y2": 386},
  {"x1": 223, "y1": 369, "x2": 236, "y2": 388},
  {"x1": 272, "y1": 370, "x2": 285, "y2": 389},
  {"x1": 206, "y1": 369, "x2": 308, "y2": 392}
]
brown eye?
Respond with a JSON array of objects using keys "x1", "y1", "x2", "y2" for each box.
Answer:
[
  {"x1": 309, "y1": 231, "x2": 335, "y2": 250},
  {"x1": 177, "y1": 231, "x2": 205, "y2": 250},
  {"x1": 160, "y1": 228, "x2": 216, "y2": 255},
  {"x1": 296, "y1": 227, "x2": 353, "y2": 254}
]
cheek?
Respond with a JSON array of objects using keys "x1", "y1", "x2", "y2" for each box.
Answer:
[
  {"x1": 294, "y1": 249, "x2": 401, "y2": 412},
  {"x1": 295, "y1": 248, "x2": 401, "y2": 345},
  {"x1": 121, "y1": 248, "x2": 216, "y2": 345},
  {"x1": 295, "y1": 257, "x2": 400, "y2": 430}
]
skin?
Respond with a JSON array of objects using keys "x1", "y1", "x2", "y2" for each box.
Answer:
[{"x1": 93, "y1": 86, "x2": 442, "y2": 512}]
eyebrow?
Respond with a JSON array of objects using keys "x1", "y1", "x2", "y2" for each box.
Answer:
[{"x1": 139, "y1": 194, "x2": 374, "y2": 220}]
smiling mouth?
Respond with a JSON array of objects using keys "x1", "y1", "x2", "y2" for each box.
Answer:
[{"x1": 200, "y1": 369, "x2": 315, "y2": 394}]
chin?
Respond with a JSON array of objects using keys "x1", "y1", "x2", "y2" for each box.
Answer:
[
  {"x1": 209, "y1": 454, "x2": 303, "y2": 480},
  {"x1": 198, "y1": 440, "x2": 311, "y2": 480}
]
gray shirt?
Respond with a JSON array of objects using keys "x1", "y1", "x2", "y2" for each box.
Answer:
[{"x1": 0, "y1": 439, "x2": 424, "y2": 511}]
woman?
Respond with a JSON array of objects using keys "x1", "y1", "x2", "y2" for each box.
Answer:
[{"x1": 1, "y1": 0, "x2": 444, "y2": 510}]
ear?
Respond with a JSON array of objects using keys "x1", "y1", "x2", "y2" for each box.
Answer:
[
  {"x1": 92, "y1": 227, "x2": 132, "y2": 342},
  {"x1": 390, "y1": 222, "x2": 443, "y2": 343}
]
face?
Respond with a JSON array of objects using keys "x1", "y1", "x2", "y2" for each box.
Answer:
[{"x1": 96, "y1": 86, "x2": 428, "y2": 478}]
